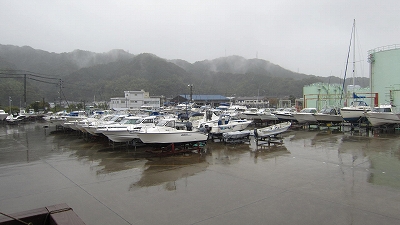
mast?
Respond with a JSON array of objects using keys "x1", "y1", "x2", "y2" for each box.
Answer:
[
  {"x1": 352, "y1": 19, "x2": 355, "y2": 88},
  {"x1": 340, "y1": 19, "x2": 355, "y2": 105}
]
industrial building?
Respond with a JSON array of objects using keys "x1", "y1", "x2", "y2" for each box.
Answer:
[
  {"x1": 109, "y1": 90, "x2": 161, "y2": 110},
  {"x1": 302, "y1": 83, "x2": 343, "y2": 110}
]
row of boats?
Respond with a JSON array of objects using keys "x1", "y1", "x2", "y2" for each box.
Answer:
[
  {"x1": 280, "y1": 101, "x2": 400, "y2": 128},
  {"x1": 41, "y1": 109, "x2": 291, "y2": 146},
  {"x1": 3, "y1": 98, "x2": 399, "y2": 135},
  {"x1": 3, "y1": 98, "x2": 398, "y2": 148},
  {"x1": 242, "y1": 100, "x2": 400, "y2": 128}
]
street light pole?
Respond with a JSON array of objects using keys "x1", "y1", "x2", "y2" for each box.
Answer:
[{"x1": 188, "y1": 84, "x2": 193, "y2": 103}]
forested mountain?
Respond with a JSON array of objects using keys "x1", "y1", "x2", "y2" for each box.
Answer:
[
  {"x1": 171, "y1": 55, "x2": 310, "y2": 80},
  {"x1": 0, "y1": 44, "x2": 369, "y2": 108}
]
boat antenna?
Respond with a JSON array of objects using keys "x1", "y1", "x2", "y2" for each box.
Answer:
[{"x1": 340, "y1": 19, "x2": 355, "y2": 106}]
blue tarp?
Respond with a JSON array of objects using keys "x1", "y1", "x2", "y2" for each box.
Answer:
[{"x1": 353, "y1": 92, "x2": 365, "y2": 98}]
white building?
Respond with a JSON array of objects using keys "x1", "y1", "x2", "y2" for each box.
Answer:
[
  {"x1": 109, "y1": 90, "x2": 160, "y2": 110},
  {"x1": 235, "y1": 96, "x2": 269, "y2": 107}
]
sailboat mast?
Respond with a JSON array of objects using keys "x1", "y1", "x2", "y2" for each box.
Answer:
[{"x1": 352, "y1": 19, "x2": 355, "y2": 87}]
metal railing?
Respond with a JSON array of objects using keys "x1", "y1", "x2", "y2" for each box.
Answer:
[{"x1": 368, "y1": 44, "x2": 400, "y2": 54}]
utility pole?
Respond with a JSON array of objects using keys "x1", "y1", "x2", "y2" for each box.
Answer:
[
  {"x1": 59, "y1": 79, "x2": 62, "y2": 111},
  {"x1": 9, "y1": 96, "x2": 12, "y2": 115},
  {"x1": 24, "y1": 74, "x2": 27, "y2": 109}
]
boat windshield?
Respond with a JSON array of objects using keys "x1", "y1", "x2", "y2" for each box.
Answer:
[
  {"x1": 114, "y1": 116, "x2": 125, "y2": 123},
  {"x1": 123, "y1": 118, "x2": 141, "y2": 124},
  {"x1": 156, "y1": 119, "x2": 175, "y2": 127},
  {"x1": 299, "y1": 108, "x2": 317, "y2": 113},
  {"x1": 135, "y1": 117, "x2": 156, "y2": 124},
  {"x1": 319, "y1": 108, "x2": 337, "y2": 115},
  {"x1": 351, "y1": 101, "x2": 368, "y2": 107}
]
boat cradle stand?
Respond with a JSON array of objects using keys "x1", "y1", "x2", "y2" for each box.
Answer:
[
  {"x1": 223, "y1": 135, "x2": 251, "y2": 144},
  {"x1": 146, "y1": 142, "x2": 206, "y2": 156},
  {"x1": 254, "y1": 135, "x2": 284, "y2": 146}
]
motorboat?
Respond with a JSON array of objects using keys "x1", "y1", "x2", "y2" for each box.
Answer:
[
  {"x1": 199, "y1": 113, "x2": 252, "y2": 135},
  {"x1": 61, "y1": 111, "x2": 88, "y2": 130},
  {"x1": 340, "y1": 100, "x2": 371, "y2": 123},
  {"x1": 253, "y1": 122, "x2": 291, "y2": 138},
  {"x1": 275, "y1": 108, "x2": 297, "y2": 122},
  {"x1": 0, "y1": 109, "x2": 9, "y2": 120},
  {"x1": 5, "y1": 114, "x2": 27, "y2": 124},
  {"x1": 84, "y1": 114, "x2": 123, "y2": 136},
  {"x1": 241, "y1": 108, "x2": 259, "y2": 120},
  {"x1": 228, "y1": 104, "x2": 247, "y2": 116},
  {"x1": 364, "y1": 104, "x2": 400, "y2": 127},
  {"x1": 98, "y1": 115, "x2": 143, "y2": 142},
  {"x1": 75, "y1": 111, "x2": 107, "y2": 133},
  {"x1": 313, "y1": 107, "x2": 343, "y2": 124},
  {"x1": 92, "y1": 114, "x2": 128, "y2": 135},
  {"x1": 43, "y1": 111, "x2": 68, "y2": 126},
  {"x1": 222, "y1": 130, "x2": 251, "y2": 143},
  {"x1": 137, "y1": 118, "x2": 208, "y2": 144},
  {"x1": 192, "y1": 109, "x2": 221, "y2": 128},
  {"x1": 293, "y1": 108, "x2": 317, "y2": 124},
  {"x1": 257, "y1": 108, "x2": 279, "y2": 121},
  {"x1": 101, "y1": 115, "x2": 163, "y2": 142}
]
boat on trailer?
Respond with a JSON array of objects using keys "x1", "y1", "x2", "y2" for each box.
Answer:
[
  {"x1": 222, "y1": 130, "x2": 251, "y2": 143},
  {"x1": 253, "y1": 122, "x2": 291, "y2": 138},
  {"x1": 137, "y1": 118, "x2": 208, "y2": 144},
  {"x1": 137, "y1": 118, "x2": 208, "y2": 156},
  {"x1": 364, "y1": 104, "x2": 400, "y2": 127},
  {"x1": 313, "y1": 107, "x2": 343, "y2": 125}
]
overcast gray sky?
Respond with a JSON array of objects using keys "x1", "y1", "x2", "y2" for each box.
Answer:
[{"x1": 1, "y1": 0, "x2": 398, "y2": 78}]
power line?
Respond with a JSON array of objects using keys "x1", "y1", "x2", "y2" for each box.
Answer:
[
  {"x1": 27, "y1": 77, "x2": 59, "y2": 85},
  {"x1": 29, "y1": 73, "x2": 59, "y2": 80},
  {"x1": 0, "y1": 69, "x2": 59, "y2": 78}
]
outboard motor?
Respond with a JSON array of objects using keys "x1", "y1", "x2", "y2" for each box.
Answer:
[
  {"x1": 253, "y1": 128, "x2": 258, "y2": 138},
  {"x1": 186, "y1": 121, "x2": 192, "y2": 131},
  {"x1": 205, "y1": 125, "x2": 211, "y2": 133}
]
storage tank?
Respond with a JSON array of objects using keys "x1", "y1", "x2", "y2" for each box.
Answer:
[{"x1": 368, "y1": 45, "x2": 400, "y2": 106}]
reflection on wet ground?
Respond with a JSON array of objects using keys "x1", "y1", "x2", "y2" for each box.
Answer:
[
  {"x1": 130, "y1": 155, "x2": 208, "y2": 191},
  {"x1": 1, "y1": 122, "x2": 399, "y2": 189},
  {"x1": 1, "y1": 122, "x2": 400, "y2": 224}
]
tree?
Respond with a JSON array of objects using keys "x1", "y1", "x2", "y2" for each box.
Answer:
[
  {"x1": 288, "y1": 95, "x2": 296, "y2": 105},
  {"x1": 28, "y1": 100, "x2": 50, "y2": 112}
]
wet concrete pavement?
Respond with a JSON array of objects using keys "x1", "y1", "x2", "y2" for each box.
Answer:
[{"x1": 1, "y1": 122, "x2": 400, "y2": 224}]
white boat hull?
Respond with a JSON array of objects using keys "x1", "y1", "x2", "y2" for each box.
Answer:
[
  {"x1": 137, "y1": 131, "x2": 208, "y2": 144},
  {"x1": 341, "y1": 101, "x2": 371, "y2": 123},
  {"x1": 222, "y1": 130, "x2": 251, "y2": 141},
  {"x1": 209, "y1": 120, "x2": 252, "y2": 134},
  {"x1": 258, "y1": 114, "x2": 278, "y2": 121},
  {"x1": 340, "y1": 109, "x2": 368, "y2": 123},
  {"x1": 102, "y1": 129, "x2": 140, "y2": 142},
  {"x1": 275, "y1": 114, "x2": 296, "y2": 121},
  {"x1": 365, "y1": 112, "x2": 400, "y2": 127},
  {"x1": 293, "y1": 113, "x2": 317, "y2": 124},
  {"x1": 313, "y1": 114, "x2": 343, "y2": 124},
  {"x1": 254, "y1": 122, "x2": 291, "y2": 138}
]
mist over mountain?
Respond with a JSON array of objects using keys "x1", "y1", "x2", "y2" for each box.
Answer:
[
  {"x1": 172, "y1": 55, "x2": 310, "y2": 80},
  {"x1": 0, "y1": 44, "x2": 369, "y2": 108}
]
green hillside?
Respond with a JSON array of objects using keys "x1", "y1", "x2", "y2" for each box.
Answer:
[{"x1": 0, "y1": 44, "x2": 369, "y2": 108}]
